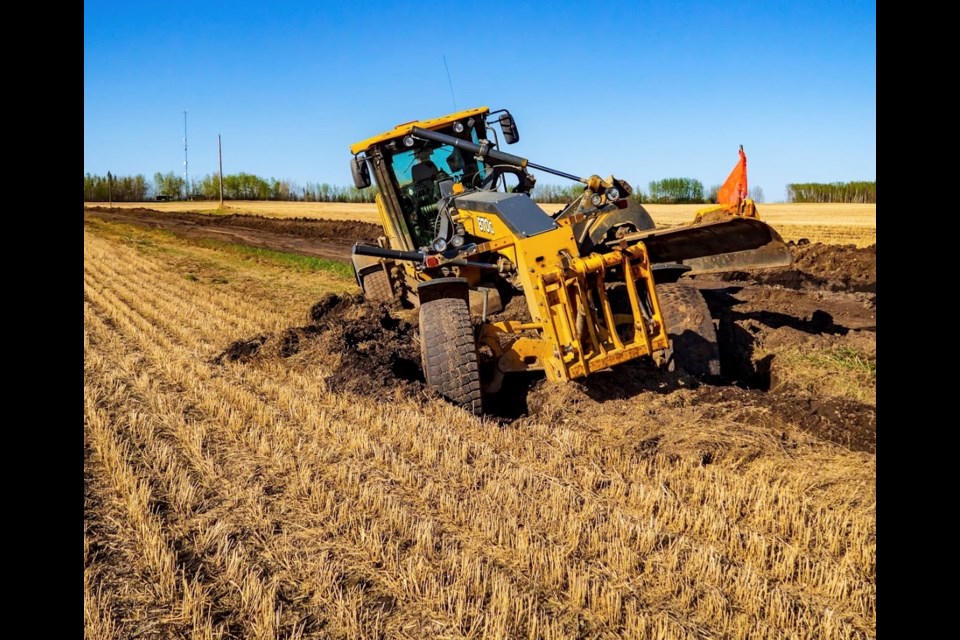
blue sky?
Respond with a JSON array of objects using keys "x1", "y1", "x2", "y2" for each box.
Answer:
[{"x1": 84, "y1": 0, "x2": 875, "y2": 202}]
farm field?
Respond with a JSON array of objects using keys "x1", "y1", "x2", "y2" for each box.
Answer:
[
  {"x1": 85, "y1": 200, "x2": 877, "y2": 247},
  {"x1": 84, "y1": 210, "x2": 876, "y2": 639}
]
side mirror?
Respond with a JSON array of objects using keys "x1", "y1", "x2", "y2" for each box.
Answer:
[
  {"x1": 351, "y1": 156, "x2": 371, "y2": 189},
  {"x1": 499, "y1": 112, "x2": 520, "y2": 144}
]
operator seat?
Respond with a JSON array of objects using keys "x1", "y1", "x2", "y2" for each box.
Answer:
[{"x1": 412, "y1": 158, "x2": 439, "y2": 184}]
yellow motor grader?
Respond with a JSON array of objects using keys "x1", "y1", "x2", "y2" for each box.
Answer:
[{"x1": 348, "y1": 106, "x2": 790, "y2": 414}]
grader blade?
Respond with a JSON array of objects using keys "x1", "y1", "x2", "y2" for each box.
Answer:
[{"x1": 609, "y1": 217, "x2": 793, "y2": 275}]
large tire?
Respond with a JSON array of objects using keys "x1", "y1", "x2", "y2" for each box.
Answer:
[
  {"x1": 419, "y1": 298, "x2": 482, "y2": 415},
  {"x1": 360, "y1": 269, "x2": 394, "y2": 303},
  {"x1": 656, "y1": 282, "x2": 721, "y2": 378}
]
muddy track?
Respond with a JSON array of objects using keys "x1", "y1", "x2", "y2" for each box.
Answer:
[{"x1": 85, "y1": 206, "x2": 381, "y2": 261}]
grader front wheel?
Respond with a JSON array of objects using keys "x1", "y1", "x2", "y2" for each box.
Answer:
[
  {"x1": 360, "y1": 269, "x2": 394, "y2": 303},
  {"x1": 419, "y1": 298, "x2": 483, "y2": 415},
  {"x1": 656, "y1": 282, "x2": 721, "y2": 379}
]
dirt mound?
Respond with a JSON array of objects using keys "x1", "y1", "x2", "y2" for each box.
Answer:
[
  {"x1": 792, "y1": 241, "x2": 876, "y2": 289},
  {"x1": 710, "y1": 241, "x2": 876, "y2": 293},
  {"x1": 214, "y1": 293, "x2": 423, "y2": 396},
  {"x1": 213, "y1": 335, "x2": 268, "y2": 364},
  {"x1": 208, "y1": 214, "x2": 378, "y2": 243},
  {"x1": 699, "y1": 283, "x2": 876, "y2": 384},
  {"x1": 304, "y1": 294, "x2": 423, "y2": 395}
]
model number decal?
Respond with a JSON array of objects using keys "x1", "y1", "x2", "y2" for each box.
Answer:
[{"x1": 476, "y1": 216, "x2": 494, "y2": 234}]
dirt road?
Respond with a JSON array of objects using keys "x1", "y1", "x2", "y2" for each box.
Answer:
[{"x1": 85, "y1": 206, "x2": 379, "y2": 261}]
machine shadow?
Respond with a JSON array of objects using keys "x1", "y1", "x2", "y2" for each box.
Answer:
[{"x1": 699, "y1": 286, "x2": 852, "y2": 391}]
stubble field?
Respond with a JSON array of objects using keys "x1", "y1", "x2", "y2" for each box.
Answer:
[{"x1": 84, "y1": 204, "x2": 876, "y2": 639}]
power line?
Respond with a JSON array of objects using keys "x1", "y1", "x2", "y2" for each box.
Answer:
[{"x1": 442, "y1": 54, "x2": 456, "y2": 112}]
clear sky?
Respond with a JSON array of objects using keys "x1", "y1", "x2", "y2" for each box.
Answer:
[{"x1": 84, "y1": 0, "x2": 875, "y2": 202}]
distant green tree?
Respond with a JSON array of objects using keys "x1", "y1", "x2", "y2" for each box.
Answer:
[
  {"x1": 83, "y1": 173, "x2": 149, "y2": 201},
  {"x1": 630, "y1": 185, "x2": 648, "y2": 203},
  {"x1": 647, "y1": 178, "x2": 706, "y2": 204},
  {"x1": 531, "y1": 184, "x2": 584, "y2": 204},
  {"x1": 153, "y1": 172, "x2": 185, "y2": 199},
  {"x1": 786, "y1": 181, "x2": 876, "y2": 203}
]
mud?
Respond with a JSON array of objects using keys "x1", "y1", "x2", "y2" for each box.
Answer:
[
  {"x1": 214, "y1": 293, "x2": 424, "y2": 396},
  {"x1": 305, "y1": 294, "x2": 424, "y2": 395},
  {"x1": 213, "y1": 335, "x2": 268, "y2": 364}
]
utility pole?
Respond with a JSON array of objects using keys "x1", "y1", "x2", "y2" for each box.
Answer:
[
  {"x1": 218, "y1": 134, "x2": 224, "y2": 208},
  {"x1": 107, "y1": 171, "x2": 113, "y2": 208},
  {"x1": 183, "y1": 109, "x2": 189, "y2": 199}
]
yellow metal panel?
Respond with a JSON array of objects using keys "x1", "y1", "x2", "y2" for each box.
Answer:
[
  {"x1": 376, "y1": 192, "x2": 415, "y2": 253},
  {"x1": 455, "y1": 202, "x2": 671, "y2": 383},
  {"x1": 350, "y1": 106, "x2": 490, "y2": 155}
]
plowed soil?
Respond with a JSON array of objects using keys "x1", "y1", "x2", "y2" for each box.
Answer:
[
  {"x1": 712, "y1": 240, "x2": 877, "y2": 293},
  {"x1": 85, "y1": 206, "x2": 380, "y2": 260}
]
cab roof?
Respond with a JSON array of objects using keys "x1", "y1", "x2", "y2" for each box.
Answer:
[{"x1": 349, "y1": 106, "x2": 489, "y2": 155}]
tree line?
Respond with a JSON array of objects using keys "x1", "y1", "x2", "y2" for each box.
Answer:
[
  {"x1": 83, "y1": 173, "x2": 150, "y2": 202},
  {"x1": 785, "y1": 182, "x2": 875, "y2": 203},
  {"x1": 88, "y1": 172, "x2": 875, "y2": 205},
  {"x1": 84, "y1": 172, "x2": 377, "y2": 203},
  {"x1": 533, "y1": 178, "x2": 765, "y2": 204},
  {"x1": 84, "y1": 171, "x2": 737, "y2": 205},
  {"x1": 645, "y1": 178, "x2": 704, "y2": 204}
]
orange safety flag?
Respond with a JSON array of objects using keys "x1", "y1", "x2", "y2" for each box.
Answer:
[{"x1": 717, "y1": 146, "x2": 747, "y2": 206}]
